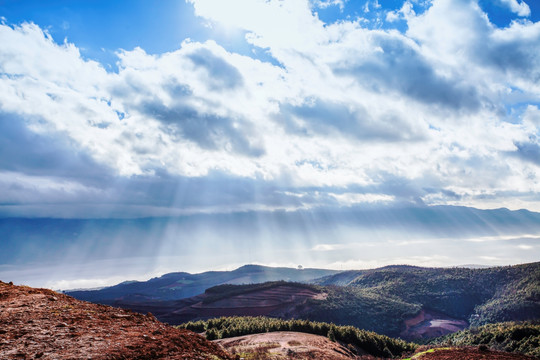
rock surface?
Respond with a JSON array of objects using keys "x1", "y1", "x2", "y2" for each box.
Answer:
[{"x1": 0, "y1": 281, "x2": 233, "y2": 359}]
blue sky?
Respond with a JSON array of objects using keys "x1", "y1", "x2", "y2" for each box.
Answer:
[{"x1": 1, "y1": 0, "x2": 540, "y2": 289}]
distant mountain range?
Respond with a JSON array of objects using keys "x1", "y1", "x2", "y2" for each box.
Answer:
[
  {"x1": 67, "y1": 262, "x2": 540, "y2": 340},
  {"x1": 66, "y1": 264, "x2": 339, "y2": 302}
]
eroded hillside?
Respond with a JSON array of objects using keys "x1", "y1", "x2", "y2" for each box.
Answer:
[{"x1": 0, "y1": 281, "x2": 232, "y2": 359}]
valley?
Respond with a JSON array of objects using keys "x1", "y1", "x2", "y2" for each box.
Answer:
[
  {"x1": 66, "y1": 262, "x2": 540, "y2": 340},
  {"x1": 2, "y1": 272, "x2": 539, "y2": 359}
]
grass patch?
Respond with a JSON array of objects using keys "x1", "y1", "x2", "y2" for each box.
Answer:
[{"x1": 402, "y1": 347, "x2": 452, "y2": 360}]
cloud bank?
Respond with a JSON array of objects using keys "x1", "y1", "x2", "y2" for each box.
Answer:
[
  {"x1": 1, "y1": 0, "x2": 539, "y2": 218},
  {"x1": 1, "y1": 0, "x2": 540, "y2": 287}
]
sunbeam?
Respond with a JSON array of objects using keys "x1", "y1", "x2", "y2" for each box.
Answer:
[{"x1": 1, "y1": 0, "x2": 540, "y2": 289}]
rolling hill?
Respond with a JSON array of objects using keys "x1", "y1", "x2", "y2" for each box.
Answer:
[
  {"x1": 1, "y1": 279, "x2": 537, "y2": 359},
  {"x1": 66, "y1": 264, "x2": 339, "y2": 303},
  {"x1": 170, "y1": 263, "x2": 539, "y2": 339},
  {"x1": 431, "y1": 321, "x2": 540, "y2": 358},
  {"x1": 180, "y1": 316, "x2": 418, "y2": 358},
  {"x1": 66, "y1": 262, "x2": 540, "y2": 341},
  {"x1": 179, "y1": 316, "x2": 538, "y2": 359},
  {"x1": 314, "y1": 262, "x2": 540, "y2": 329},
  {"x1": 0, "y1": 280, "x2": 233, "y2": 359}
]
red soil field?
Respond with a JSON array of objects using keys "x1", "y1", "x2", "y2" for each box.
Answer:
[
  {"x1": 165, "y1": 285, "x2": 325, "y2": 323},
  {"x1": 409, "y1": 347, "x2": 537, "y2": 360},
  {"x1": 0, "y1": 281, "x2": 233, "y2": 359},
  {"x1": 400, "y1": 309, "x2": 468, "y2": 340}
]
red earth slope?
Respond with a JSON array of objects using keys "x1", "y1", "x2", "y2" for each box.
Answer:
[
  {"x1": 400, "y1": 309, "x2": 468, "y2": 340},
  {"x1": 117, "y1": 284, "x2": 326, "y2": 325},
  {"x1": 0, "y1": 281, "x2": 233, "y2": 360},
  {"x1": 215, "y1": 331, "x2": 374, "y2": 359},
  {"x1": 407, "y1": 347, "x2": 537, "y2": 360}
]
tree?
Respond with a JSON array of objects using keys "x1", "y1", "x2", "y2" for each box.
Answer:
[
  {"x1": 206, "y1": 328, "x2": 219, "y2": 340},
  {"x1": 328, "y1": 328, "x2": 336, "y2": 342}
]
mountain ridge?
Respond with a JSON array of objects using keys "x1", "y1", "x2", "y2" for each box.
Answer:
[
  {"x1": 65, "y1": 264, "x2": 339, "y2": 303},
  {"x1": 65, "y1": 262, "x2": 540, "y2": 340}
]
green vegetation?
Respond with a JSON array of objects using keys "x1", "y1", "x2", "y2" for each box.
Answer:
[
  {"x1": 470, "y1": 267, "x2": 540, "y2": 327},
  {"x1": 178, "y1": 316, "x2": 417, "y2": 358},
  {"x1": 317, "y1": 262, "x2": 540, "y2": 331},
  {"x1": 302, "y1": 285, "x2": 421, "y2": 336},
  {"x1": 228, "y1": 342, "x2": 281, "y2": 360},
  {"x1": 402, "y1": 347, "x2": 452, "y2": 360},
  {"x1": 432, "y1": 321, "x2": 540, "y2": 358},
  {"x1": 181, "y1": 263, "x2": 540, "y2": 338},
  {"x1": 71, "y1": 262, "x2": 539, "y2": 341},
  {"x1": 196, "y1": 279, "x2": 421, "y2": 336}
]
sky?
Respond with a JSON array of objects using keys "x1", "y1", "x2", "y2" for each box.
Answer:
[{"x1": 0, "y1": 0, "x2": 540, "y2": 289}]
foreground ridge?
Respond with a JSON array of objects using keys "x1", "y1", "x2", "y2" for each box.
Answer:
[{"x1": 0, "y1": 281, "x2": 232, "y2": 359}]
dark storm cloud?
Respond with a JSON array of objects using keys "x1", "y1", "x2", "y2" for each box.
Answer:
[
  {"x1": 0, "y1": 165, "x2": 309, "y2": 218},
  {"x1": 481, "y1": 34, "x2": 540, "y2": 82},
  {"x1": 163, "y1": 79, "x2": 193, "y2": 98},
  {"x1": 278, "y1": 98, "x2": 424, "y2": 141},
  {"x1": 333, "y1": 34, "x2": 482, "y2": 111},
  {"x1": 514, "y1": 139, "x2": 540, "y2": 166},
  {"x1": 187, "y1": 48, "x2": 244, "y2": 90},
  {"x1": 364, "y1": 173, "x2": 427, "y2": 204},
  {"x1": 140, "y1": 100, "x2": 264, "y2": 157},
  {"x1": 0, "y1": 112, "x2": 112, "y2": 186},
  {"x1": 111, "y1": 170, "x2": 303, "y2": 209}
]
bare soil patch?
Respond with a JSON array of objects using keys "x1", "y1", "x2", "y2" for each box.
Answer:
[
  {"x1": 166, "y1": 285, "x2": 325, "y2": 324},
  {"x1": 400, "y1": 310, "x2": 467, "y2": 340},
  {"x1": 407, "y1": 347, "x2": 537, "y2": 360},
  {"x1": 215, "y1": 331, "x2": 379, "y2": 359},
  {"x1": 0, "y1": 281, "x2": 232, "y2": 359}
]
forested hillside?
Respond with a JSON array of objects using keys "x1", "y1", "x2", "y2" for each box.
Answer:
[
  {"x1": 432, "y1": 321, "x2": 540, "y2": 358},
  {"x1": 68, "y1": 262, "x2": 540, "y2": 340},
  {"x1": 315, "y1": 262, "x2": 540, "y2": 328}
]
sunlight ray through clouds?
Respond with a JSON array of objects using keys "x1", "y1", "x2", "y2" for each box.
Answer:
[{"x1": 0, "y1": 0, "x2": 539, "y2": 287}]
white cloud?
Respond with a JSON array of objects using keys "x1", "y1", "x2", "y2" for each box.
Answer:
[
  {"x1": 523, "y1": 105, "x2": 540, "y2": 127},
  {"x1": 500, "y1": 0, "x2": 531, "y2": 17},
  {"x1": 325, "y1": 255, "x2": 454, "y2": 270},
  {"x1": 466, "y1": 234, "x2": 540, "y2": 242},
  {"x1": 188, "y1": 0, "x2": 326, "y2": 53},
  {"x1": 312, "y1": 243, "x2": 350, "y2": 251},
  {"x1": 310, "y1": 0, "x2": 346, "y2": 10},
  {"x1": 329, "y1": 192, "x2": 395, "y2": 205},
  {"x1": 385, "y1": 1, "x2": 415, "y2": 22},
  {"x1": 1, "y1": 0, "x2": 540, "y2": 214}
]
